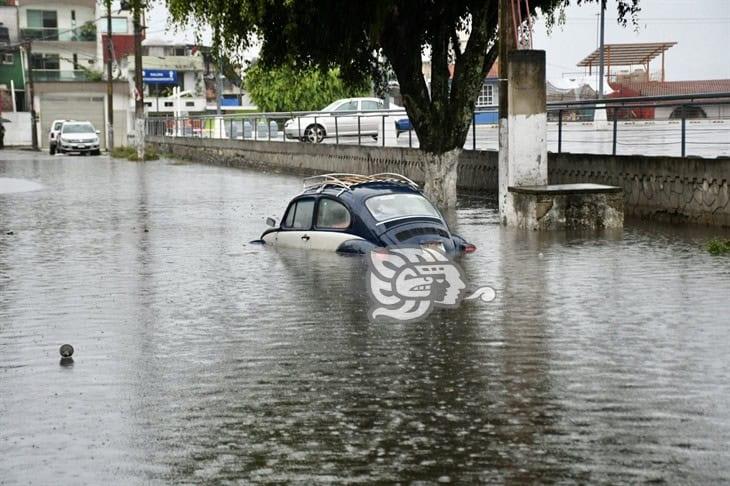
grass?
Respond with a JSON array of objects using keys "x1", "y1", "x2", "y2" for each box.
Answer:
[
  {"x1": 706, "y1": 238, "x2": 730, "y2": 255},
  {"x1": 110, "y1": 145, "x2": 159, "y2": 161}
]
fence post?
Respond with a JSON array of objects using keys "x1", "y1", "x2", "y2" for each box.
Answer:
[
  {"x1": 408, "y1": 125, "x2": 412, "y2": 148},
  {"x1": 612, "y1": 116, "x2": 617, "y2": 156},
  {"x1": 382, "y1": 115, "x2": 385, "y2": 147},
  {"x1": 472, "y1": 111, "x2": 476, "y2": 150},
  {"x1": 681, "y1": 106, "x2": 686, "y2": 157},
  {"x1": 557, "y1": 109, "x2": 563, "y2": 154},
  {"x1": 357, "y1": 115, "x2": 361, "y2": 146},
  {"x1": 297, "y1": 115, "x2": 301, "y2": 142},
  {"x1": 335, "y1": 116, "x2": 339, "y2": 144}
]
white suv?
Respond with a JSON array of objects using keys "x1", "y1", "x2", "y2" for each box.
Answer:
[
  {"x1": 48, "y1": 119, "x2": 71, "y2": 155},
  {"x1": 57, "y1": 121, "x2": 101, "y2": 155}
]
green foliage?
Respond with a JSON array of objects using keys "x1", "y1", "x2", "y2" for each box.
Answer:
[
  {"x1": 706, "y1": 238, "x2": 730, "y2": 255},
  {"x1": 166, "y1": 0, "x2": 641, "y2": 153},
  {"x1": 244, "y1": 65, "x2": 368, "y2": 113},
  {"x1": 110, "y1": 145, "x2": 159, "y2": 161}
]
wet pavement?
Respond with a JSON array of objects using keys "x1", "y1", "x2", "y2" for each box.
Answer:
[{"x1": 1, "y1": 149, "x2": 729, "y2": 484}]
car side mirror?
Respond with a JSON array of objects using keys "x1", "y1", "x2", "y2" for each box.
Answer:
[
  {"x1": 95, "y1": 130, "x2": 100, "y2": 134},
  {"x1": 266, "y1": 217, "x2": 277, "y2": 228}
]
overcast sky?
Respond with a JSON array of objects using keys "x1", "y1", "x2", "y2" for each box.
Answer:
[{"x1": 147, "y1": 0, "x2": 729, "y2": 82}]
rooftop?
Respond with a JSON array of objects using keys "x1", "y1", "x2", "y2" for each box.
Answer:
[
  {"x1": 609, "y1": 79, "x2": 730, "y2": 97},
  {"x1": 577, "y1": 42, "x2": 677, "y2": 67}
]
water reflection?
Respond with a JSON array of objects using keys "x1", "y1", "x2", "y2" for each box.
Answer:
[{"x1": 0, "y1": 151, "x2": 729, "y2": 483}]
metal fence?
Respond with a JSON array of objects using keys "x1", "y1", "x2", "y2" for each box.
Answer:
[{"x1": 146, "y1": 93, "x2": 730, "y2": 158}]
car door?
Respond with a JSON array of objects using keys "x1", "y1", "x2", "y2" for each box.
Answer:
[
  {"x1": 332, "y1": 100, "x2": 359, "y2": 137},
  {"x1": 308, "y1": 197, "x2": 361, "y2": 251},
  {"x1": 360, "y1": 99, "x2": 384, "y2": 134},
  {"x1": 273, "y1": 198, "x2": 315, "y2": 249}
]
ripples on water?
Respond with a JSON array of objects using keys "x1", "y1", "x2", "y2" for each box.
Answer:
[{"x1": 1, "y1": 152, "x2": 729, "y2": 484}]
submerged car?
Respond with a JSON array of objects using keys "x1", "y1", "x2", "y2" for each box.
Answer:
[
  {"x1": 258, "y1": 173, "x2": 476, "y2": 256},
  {"x1": 283, "y1": 98, "x2": 405, "y2": 143}
]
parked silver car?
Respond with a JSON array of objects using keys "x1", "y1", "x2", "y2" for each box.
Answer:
[
  {"x1": 283, "y1": 97, "x2": 405, "y2": 143},
  {"x1": 56, "y1": 121, "x2": 101, "y2": 155}
]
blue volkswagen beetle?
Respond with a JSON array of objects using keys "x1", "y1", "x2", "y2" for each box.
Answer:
[{"x1": 259, "y1": 173, "x2": 476, "y2": 256}]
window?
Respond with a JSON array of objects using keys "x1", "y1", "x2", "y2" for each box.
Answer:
[
  {"x1": 61, "y1": 123, "x2": 95, "y2": 134},
  {"x1": 365, "y1": 194, "x2": 441, "y2": 222},
  {"x1": 476, "y1": 83, "x2": 494, "y2": 107},
  {"x1": 100, "y1": 18, "x2": 128, "y2": 34},
  {"x1": 27, "y1": 10, "x2": 58, "y2": 29},
  {"x1": 30, "y1": 53, "x2": 60, "y2": 70},
  {"x1": 335, "y1": 101, "x2": 358, "y2": 112},
  {"x1": 2, "y1": 53, "x2": 13, "y2": 65},
  {"x1": 283, "y1": 199, "x2": 315, "y2": 229},
  {"x1": 174, "y1": 47, "x2": 186, "y2": 56},
  {"x1": 316, "y1": 199, "x2": 351, "y2": 229},
  {"x1": 185, "y1": 101, "x2": 194, "y2": 107},
  {"x1": 71, "y1": 10, "x2": 75, "y2": 21},
  {"x1": 361, "y1": 100, "x2": 383, "y2": 111},
  {"x1": 164, "y1": 101, "x2": 174, "y2": 107}
]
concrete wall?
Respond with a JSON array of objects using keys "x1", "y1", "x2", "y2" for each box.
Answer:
[
  {"x1": 3, "y1": 112, "x2": 32, "y2": 146},
  {"x1": 147, "y1": 136, "x2": 730, "y2": 227}
]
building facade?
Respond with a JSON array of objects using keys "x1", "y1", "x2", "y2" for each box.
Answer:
[{"x1": 18, "y1": 0, "x2": 99, "y2": 81}]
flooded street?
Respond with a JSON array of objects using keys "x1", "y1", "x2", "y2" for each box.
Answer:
[{"x1": 1, "y1": 150, "x2": 729, "y2": 484}]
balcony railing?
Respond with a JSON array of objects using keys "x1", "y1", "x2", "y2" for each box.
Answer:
[
  {"x1": 20, "y1": 25, "x2": 96, "y2": 42},
  {"x1": 33, "y1": 70, "x2": 99, "y2": 82}
]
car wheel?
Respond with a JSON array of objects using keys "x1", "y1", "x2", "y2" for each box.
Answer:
[
  {"x1": 50, "y1": 145, "x2": 56, "y2": 155},
  {"x1": 304, "y1": 124, "x2": 325, "y2": 143},
  {"x1": 91, "y1": 150, "x2": 101, "y2": 156}
]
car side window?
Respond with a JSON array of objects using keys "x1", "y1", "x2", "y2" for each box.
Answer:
[
  {"x1": 361, "y1": 100, "x2": 382, "y2": 111},
  {"x1": 283, "y1": 199, "x2": 315, "y2": 230},
  {"x1": 316, "y1": 199, "x2": 351, "y2": 230},
  {"x1": 335, "y1": 101, "x2": 358, "y2": 112},
  {"x1": 54, "y1": 122, "x2": 63, "y2": 130}
]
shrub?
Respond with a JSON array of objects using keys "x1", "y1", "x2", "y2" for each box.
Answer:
[{"x1": 706, "y1": 238, "x2": 730, "y2": 255}]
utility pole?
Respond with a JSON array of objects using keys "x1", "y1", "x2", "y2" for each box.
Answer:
[
  {"x1": 216, "y1": 52, "x2": 223, "y2": 116},
  {"x1": 497, "y1": 0, "x2": 515, "y2": 222},
  {"x1": 25, "y1": 41, "x2": 38, "y2": 151},
  {"x1": 598, "y1": 0, "x2": 606, "y2": 98},
  {"x1": 498, "y1": 0, "x2": 516, "y2": 124},
  {"x1": 106, "y1": 0, "x2": 114, "y2": 151},
  {"x1": 132, "y1": 0, "x2": 145, "y2": 159}
]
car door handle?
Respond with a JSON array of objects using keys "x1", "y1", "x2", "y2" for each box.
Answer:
[{"x1": 301, "y1": 235, "x2": 310, "y2": 241}]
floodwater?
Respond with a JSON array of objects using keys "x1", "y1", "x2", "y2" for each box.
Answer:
[{"x1": 1, "y1": 150, "x2": 729, "y2": 484}]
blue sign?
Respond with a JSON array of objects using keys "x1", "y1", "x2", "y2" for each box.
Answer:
[{"x1": 142, "y1": 69, "x2": 177, "y2": 84}]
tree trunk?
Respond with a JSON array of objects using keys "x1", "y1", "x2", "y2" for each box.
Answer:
[
  {"x1": 379, "y1": 2, "x2": 498, "y2": 209},
  {"x1": 422, "y1": 148, "x2": 460, "y2": 209}
]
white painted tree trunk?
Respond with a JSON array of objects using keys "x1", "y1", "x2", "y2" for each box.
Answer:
[
  {"x1": 422, "y1": 148, "x2": 460, "y2": 209},
  {"x1": 135, "y1": 117, "x2": 145, "y2": 160}
]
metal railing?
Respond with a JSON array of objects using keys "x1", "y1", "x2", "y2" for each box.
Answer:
[
  {"x1": 145, "y1": 93, "x2": 730, "y2": 158},
  {"x1": 20, "y1": 25, "x2": 96, "y2": 42}
]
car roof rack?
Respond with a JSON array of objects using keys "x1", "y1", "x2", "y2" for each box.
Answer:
[{"x1": 303, "y1": 173, "x2": 419, "y2": 194}]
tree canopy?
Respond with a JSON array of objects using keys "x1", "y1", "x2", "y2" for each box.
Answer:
[
  {"x1": 244, "y1": 64, "x2": 368, "y2": 113},
  {"x1": 166, "y1": 0, "x2": 639, "y2": 206}
]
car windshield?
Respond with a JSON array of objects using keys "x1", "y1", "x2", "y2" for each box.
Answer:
[
  {"x1": 365, "y1": 193, "x2": 441, "y2": 222},
  {"x1": 320, "y1": 100, "x2": 344, "y2": 112},
  {"x1": 62, "y1": 124, "x2": 95, "y2": 134}
]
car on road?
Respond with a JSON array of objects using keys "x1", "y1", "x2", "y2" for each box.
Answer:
[
  {"x1": 257, "y1": 173, "x2": 476, "y2": 256},
  {"x1": 283, "y1": 98, "x2": 406, "y2": 143},
  {"x1": 56, "y1": 121, "x2": 101, "y2": 155},
  {"x1": 48, "y1": 119, "x2": 71, "y2": 155}
]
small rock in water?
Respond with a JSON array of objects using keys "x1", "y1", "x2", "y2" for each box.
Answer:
[
  {"x1": 59, "y1": 344, "x2": 74, "y2": 357},
  {"x1": 5, "y1": 231, "x2": 13, "y2": 235}
]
